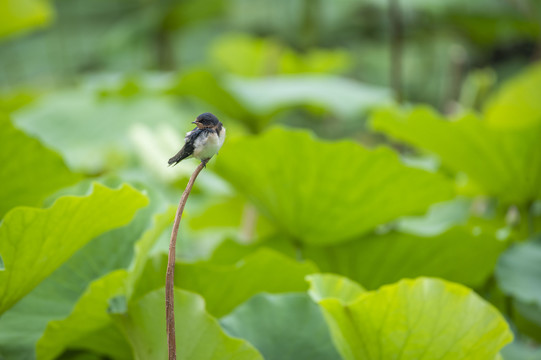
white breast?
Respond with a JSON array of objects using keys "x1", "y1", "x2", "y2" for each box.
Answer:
[{"x1": 193, "y1": 127, "x2": 226, "y2": 161}]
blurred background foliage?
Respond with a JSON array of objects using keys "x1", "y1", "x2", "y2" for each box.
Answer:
[{"x1": 1, "y1": 0, "x2": 541, "y2": 359}]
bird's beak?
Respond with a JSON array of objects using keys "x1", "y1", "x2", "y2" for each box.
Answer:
[{"x1": 192, "y1": 121, "x2": 198, "y2": 124}]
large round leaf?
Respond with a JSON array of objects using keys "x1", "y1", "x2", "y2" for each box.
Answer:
[
  {"x1": 309, "y1": 275, "x2": 513, "y2": 360},
  {"x1": 215, "y1": 127, "x2": 454, "y2": 245},
  {"x1": 0, "y1": 199, "x2": 171, "y2": 359},
  {"x1": 226, "y1": 75, "x2": 389, "y2": 119},
  {"x1": 112, "y1": 288, "x2": 263, "y2": 360},
  {"x1": 35, "y1": 209, "x2": 178, "y2": 360},
  {"x1": 14, "y1": 90, "x2": 188, "y2": 173},
  {"x1": 132, "y1": 248, "x2": 318, "y2": 317},
  {"x1": 0, "y1": 183, "x2": 148, "y2": 315},
  {"x1": 484, "y1": 62, "x2": 541, "y2": 130},
  {"x1": 36, "y1": 270, "x2": 132, "y2": 360},
  {"x1": 303, "y1": 225, "x2": 507, "y2": 289},
  {"x1": 0, "y1": 114, "x2": 81, "y2": 218},
  {"x1": 496, "y1": 239, "x2": 541, "y2": 306},
  {"x1": 371, "y1": 107, "x2": 541, "y2": 204},
  {"x1": 210, "y1": 34, "x2": 351, "y2": 77},
  {"x1": 208, "y1": 224, "x2": 506, "y2": 290},
  {"x1": 501, "y1": 339, "x2": 541, "y2": 360},
  {"x1": 220, "y1": 293, "x2": 341, "y2": 360},
  {"x1": 307, "y1": 273, "x2": 366, "y2": 304},
  {"x1": 0, "y1": 0, "x2": 53, "y2": 38}
]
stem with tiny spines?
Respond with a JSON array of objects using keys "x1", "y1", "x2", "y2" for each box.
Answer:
[{"x1": 166, "y1": 160, "x2": 207, "y2": 360}]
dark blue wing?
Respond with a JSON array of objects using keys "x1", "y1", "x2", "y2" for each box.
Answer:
[{"x1": 168, "y1": 127, "x2": 201, "y2": 166}]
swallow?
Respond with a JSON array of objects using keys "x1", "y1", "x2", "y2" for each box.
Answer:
[{"x1": 168, "y1": 112, "x2": 226, "y2": 166}]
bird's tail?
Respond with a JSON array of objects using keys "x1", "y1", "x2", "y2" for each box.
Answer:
[{"x1": 168, "y1": 149, "x2": 189, "y2": 166}]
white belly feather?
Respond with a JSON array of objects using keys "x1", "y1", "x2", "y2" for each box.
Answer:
[{"x1": 193, "y1": 127, "x2": 226, "y2": 160}]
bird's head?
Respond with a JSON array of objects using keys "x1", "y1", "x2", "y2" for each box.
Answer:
[{"x1": 193, "y1": 113, "x2": 220, "y2": 129}]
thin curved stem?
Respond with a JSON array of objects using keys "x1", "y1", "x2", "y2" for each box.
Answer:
[{"x1": 166, "y1": 160, "x2": 207, "y2": 360}]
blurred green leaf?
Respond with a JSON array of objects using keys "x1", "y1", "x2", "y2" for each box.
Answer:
[
  {"x1": 0, "y1": 0, "x2": 53, "y2": 38},
  {"x1": 220, "y1": 293, "x2": 341, "y2": 360},
  {"x1": 211, "y1": 33, "x2": 351, "y2": 76},
  {"x1": 396, "y1": 197, "x2": 472, "y2": 236},
  {"x1": 112, "y1": 288, "x2": 263, "y2": 360},
  {"x1": 496, "y1": 239, "x2": 541, "y2": 307},
  {"x1": 0, "y1": 90, "x2": 37, "y2": 113},
  {"x1": 0, "y1": 183, "x2": 148, "y2": 315},
  {"x1": 57, "y1": 353, "x2": 106, "y2": 360},
  {"x1": 167, "y1": 70, "x2": 389, "y2": 133},
  {"x1": 188, "y1": 196, "x2": 275, "y2": 239},
  {"x1": 210, "y1": 224, "x2": 507, "y2": 290},
  {"x1": 215, "y1": 127, "x2": 454, "y2": 245},
  {"x1": 513, "y1": 300, "x2": 541, "y2": 343},
  {"x1": 14, "y1": 90, "x2": 187, "y2": 173},
  {"x1": 371, "y1": 107, "x2": 541, "y2": 204},
  {"x1": 162, "y1": 0, "x2": 225, "y2": 30},
  {"x1": 36, "y1": 270, "x2": 131, "y2": 360},
  {"x1": 209, "y1": 237, "x2": 298, "y2": 265},
  {"x1": 0, "y1": 114, "x2": 81, "y2": 218},
  {"x1": 484, "y1": 62, "x2": 541, "y2": 129},
  {"x1": 362, "y1": 0, "x2": 512, "y2": 14},
  {"x1": 134, "y1": 248, "x2": 318, "y2": 317},
  {"x1": 312, "y1": 276, "x2": 512, "y2": 359},
  {"x1": 167, "y1": 69, "x2": 257, "y2": 130},
  {"x1": 307, "y1": 273, "x2": 366, "y2": 304},
  {"x1": 303, "y1": 225, "x2": 508, "y2": 289},
  {"x1": 501, "y1": 339, "x2": 541, "y2": 360},
  {"x1": 189, "y1": 196, "x2": 247, "y2": 230},
  {"x1": 227, "y1": 75, "x2": 389, "y2": 119}
]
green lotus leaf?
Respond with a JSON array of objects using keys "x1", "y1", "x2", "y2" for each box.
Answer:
[
  {"x1": 303, "y1": 225, "x2": 507, "y2": 289},
  {"x1": 166, "y1": 69, "x2": 258, "y2": 131},
  {"x1": 314, "y1": 276, "x2": 513, "y2": 360},
  {"x1": 371, "y1": 107, "x2": 541, "y2": 204},
  {"x1": 396, "y1": 197, "x2": 472, "y2": 236},
  {"x1": 126, "y1": 206, "x2": 176, "y2": 298},
  {"x1": 512, "y1": 300, "x2": 541, "y2": 343},
  {"x1": 496, "y1": 239, "x2": 541, "y2": 306},
  {"x1": 14, "y1": 90, "x2": 188, "y2": 172},
  {"x1": 210, "y1": 33, "x2": 351, "y2": 77},
  {"x1": 0, "y1": 183, "x2": 148, "y2": 315},
  {"x1": 112, "y1": 288, "x2": 263, "y2": 360},
  {"x1": 215, "y1": 127, "x2": 454, "y2": 245},
  {"x1": 57, "y1": 353, "x2": 105, "y2": 360},
  {"x1": 484, "y1": 62, "x2": 541, "y2": 129},
  {"x1": 0, "y1": 0, "x2": 53, "y2": 38},
  {"x1": 0, "y1": 114, "x2": 80, "y2": 218},
  {"x1": 209, "y1": 238, "x2": 298, "y2": 265},
  {"x1": 35, "y1": 208, "x2": 174, "y2": 360},
  {"x1": 226, "y1": 75, "x2": 389, "y2": 119},
  {"x1": 307, "y1": 273, "x2": 366, "y2": 304},
  {"x1": 220, "y1": 293, "x2": 341, "y2": 360},
  {"x1": 209, "y1": 224, "x2": 506, "y2": 290},
  {"x1": 36, "y1": 270, "x2": 131, "y2": 360},
  {"x1": 133, "y1": 248, "x2": 318, "y2": 317},
  {"x1": 188, "y1": 196, "x2": 275, "y2": 239},
  {"x1": 38, "y1": 249, "x2": 304, "y2": 359},
  {"x1": 501, "y1": 339, "x2": 541, "y2": 360},
  {"x1": 0, "y1": 203, "x2": 168, "y2": 359}
]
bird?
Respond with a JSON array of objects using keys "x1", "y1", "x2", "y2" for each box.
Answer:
[{"x1": 168, "y1": 112, "x2": 226, "y2": 166}]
